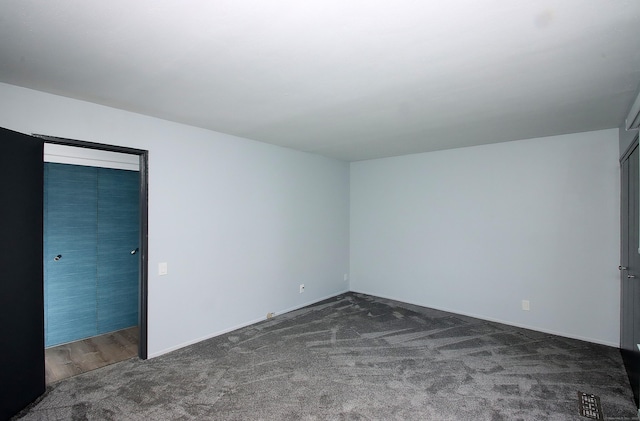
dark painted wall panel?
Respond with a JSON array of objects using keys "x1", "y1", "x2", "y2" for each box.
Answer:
[{"x1": 0, "y1": 127, "x2": 45, "y2": 419}]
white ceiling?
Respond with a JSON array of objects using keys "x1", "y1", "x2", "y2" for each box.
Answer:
[{"x1": 1, "y1": 1, "x2": 639, "y2": 161}]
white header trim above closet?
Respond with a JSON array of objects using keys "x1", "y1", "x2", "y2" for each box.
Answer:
[{"x1": 44, "y1": 143, "x2": 139, "y2": 171}]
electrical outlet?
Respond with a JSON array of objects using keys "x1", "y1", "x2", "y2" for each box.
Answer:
[
  {"x1": 522, "y1": 300, "x2": 530, "y2": 311},
  {"x1": 299, "y1": 284, "x2": 305, "y2": 293},
  {"x1": 266, "y1": 312, "x2": 275, "y2": 319}
]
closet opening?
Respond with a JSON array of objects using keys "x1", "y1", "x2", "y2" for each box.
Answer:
[{"x1": 37, "y1": 135, "x2": 148, "y2": 384}]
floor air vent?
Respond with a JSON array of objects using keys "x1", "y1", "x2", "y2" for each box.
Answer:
[{"x1": 578, "y1": 391, "x2": 603, "y2": 419}]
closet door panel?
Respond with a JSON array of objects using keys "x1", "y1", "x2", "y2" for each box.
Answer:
[
  {"x1": 97, "y1": 168, "x2": 139, "y2": 334},
  {"x1": 44, "y1": 163, "x2": 98, "y2": 347}
]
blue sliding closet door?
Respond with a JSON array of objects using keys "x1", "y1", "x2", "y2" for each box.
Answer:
[
  {"x1": 44, "y1": 164, "x2": 98, "y2": 346},
  {"x1": 44, "y1": 163, "x2": 139, "y2": 347},
  {"x1": 97, "y1": 167, "x2": 139, "y2": 334}
]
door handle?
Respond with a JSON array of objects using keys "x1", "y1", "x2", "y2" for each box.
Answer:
[
  {"x1": 53, "y1": 254, "x2": 62, "y2": 261},
  {"x1": 619, "y1": 266, "x2": 628, "y2": 270},
  {"x1": 628, "y1": 274, "x2": 636, "y2": 279},
  {"x1": 130, "y1": 248, "x2": 139, "y2": 255}
]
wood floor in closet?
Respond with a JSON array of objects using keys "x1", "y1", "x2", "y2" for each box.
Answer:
[{"x1": 45, "y1": 326, "x2": 139, "y2": 384}]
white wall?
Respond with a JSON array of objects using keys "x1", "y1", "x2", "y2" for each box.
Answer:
[
  {"x1": 1, "y1": 81, "x2": 622, "y2": 351},
  {"x1": 0, "y1": 82, "x2": 350, "y2": 357},
  {"x1": 350, "y1": 129, "x2": 621, "y2": 346}
]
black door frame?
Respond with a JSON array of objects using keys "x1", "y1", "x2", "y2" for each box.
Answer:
[
  {"x1": 621, "y1": 135, "x2": 640, "y2": 164},
  {"x1": 37, "y1": 135, "x2": 149, "y2": 359},
  {"x1": 620, "y1": 133, "x2": 640, "y2": 407}
]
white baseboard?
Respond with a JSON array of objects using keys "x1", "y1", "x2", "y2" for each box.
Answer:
[
  {"x1": 148, "y1": 289, "x2": 350, "y2": 359},
  {"x1": 149, "y1": 287, "x2": 616, "y2": 359},
  {"x1": 349, "y1": 289, "x2": 618, "y2": 348}
]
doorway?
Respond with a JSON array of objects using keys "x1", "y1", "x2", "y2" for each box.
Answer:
[
  {"x1": 0, "y1": 128, "x2": 148, "y2": 419},
  {"x1": 620, "y1": 134, "x2": 640, "y2": 407},
  {"x1": 38, "y1": 135, "x2": 149, "y2": 369},
  {"x1": 42, "y1": 146, "x2": 142, "y2": 383}
]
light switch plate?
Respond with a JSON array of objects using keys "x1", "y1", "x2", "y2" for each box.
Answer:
[{"x1": 159, "y1": 262, "x2": 168, "y2": 275}]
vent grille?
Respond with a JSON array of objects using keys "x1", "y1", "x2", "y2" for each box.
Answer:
[{"x1": 578, "y1": 391, "x2": 603, "y2": 420}]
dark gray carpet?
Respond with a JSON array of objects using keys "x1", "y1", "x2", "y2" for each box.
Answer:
[{"x1": 15, "y1": 293, "x2": 637, "y2": 420}]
